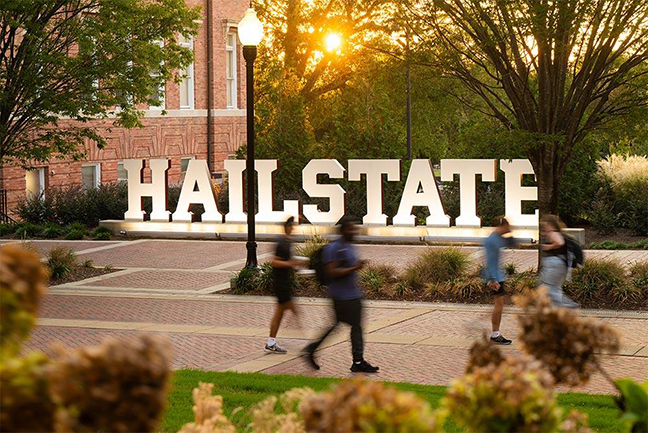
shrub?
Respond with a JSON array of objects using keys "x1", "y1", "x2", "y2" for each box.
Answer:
[
  {"x1": 432, "y1": 277, "x2": 484, "y2": 302},
  {"x1": 179, "y1": 382, "x2": 236, "y2": 433},
  {"x1": 296, "y1": 235, "x2": 329, "y2": 270},
  {"x1": 16, "y1": 183, "x2": 129, "y2": 227},
  {"x1": 49, "y1": 335, "x2": 172, "y2": 433},
  {"x1": 588, "y1": 240, "x2": 648, "y2": 250},
  {"x1": 504, "y1": 262, "x2": 517, "y2": 276},
  {"x1": 358, "y1": 264, "x2": 397, "y2": 295},
  {"x1": 301, "y1": 380, "x2": 442, "y2": 432},
  {"x1": 564, "y1": 259, "x2": 628, "y2": 303},
  {"x1": 230, "y1": 267, "x2": 261, "y2": 295},
  {"x1": 82, "y1": 259, "x2": 94, "y2": 268},
  {"x1": 515, "y1": 289, "x2": 619, "y2": 386},
  {"x1": 0, "y1": 245, "x2": 49, "y2": 355},
  {"x1": 92, "y1": 226, "x2": 113, "y2": 240},
  {"x1": 64, "y1": 222, "x2": 87, "y2": 240},
  {"x1": 249, "y1": 387, "x2": 314, "y2": 432},
  {"x1": 13, "y1": 222, "x2": 44, "y2": 238},
  {"x1": 0, "y1": 223, "x2": 15, "y2": 236},
  {"x1": 629, "y1": 261, "x2": 648, "y2": 295},
  {"x1": 256, "y1": 261, "x2": 275, "y2": 293},
  {"x1": 38, "y1": 223, "x2": 63, "y2": 239},
  {"x1": 404, "y1": 248, "x2": 470, "y2": 291},
  {"x1": 443, "y1": 355, "x2": 561, "y2": 433},
  {"x1": 47, "y1": 247, "x2": 78, "y2": 280}
]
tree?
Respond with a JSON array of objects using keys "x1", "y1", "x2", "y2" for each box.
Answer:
[
  {"x1": 408, "y1": 0, "x2": 648, "y2": 217},
  {"x1": 1, "y1": 0, "x2": 200, "y2": 165}
]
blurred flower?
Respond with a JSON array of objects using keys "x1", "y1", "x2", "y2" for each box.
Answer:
[
  {"x1": 444, "y1": 355, "x2": 561, "y2": 432},
  {"x1": 49, "y1": 335, "x2": 172, "y2": 433},
  {"x1": 0, "y1": 351, "x2": 56, "y2": 432},
  {"x1": 301, "y1": 380, "x2": 442, "y2": 432},
  {"x1": 0, "y1": 244, "x2": 48, "y2": 357},
  {"x1": 250, "y1": 387, "x2": 313, "y2": 433},
  {"x1": 466, "y1": 334, "x2": 505, "y2": 373},
  {"x1": 179, "y1": 382, "x2": 236, "y2": 433},
  {"x1": 515, "y1": 288, "x2": 620, "y2": 386},
  {"x1": 561, "y1": 410, "x2": 592, "y2": 433}
]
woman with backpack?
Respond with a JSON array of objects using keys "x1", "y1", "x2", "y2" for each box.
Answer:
[{"x1": 539, "y1": 215, "x2": 579, "y2": 308}]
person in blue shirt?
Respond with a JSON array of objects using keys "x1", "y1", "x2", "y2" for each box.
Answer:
[
  {"x1": 483, "y1": 217, "x2": 516, "y2": 345},
  {"x1": 304, "y1": 218, "x2": 379, "y2": 373}
]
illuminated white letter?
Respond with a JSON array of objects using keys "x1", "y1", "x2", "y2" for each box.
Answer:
[
  {"x1": 255, "y1": 160, "x2": 300, "y2": 223},
  {"x1": 124, "y1": 159, "x2": 171, "y2": 222},
  {"x1": 500, "y1": 159, "x2": 538, "y2": 227},
  {"x1": 171, "y1": 159, "x2": 222, "y2": 223},
  {"x1": 224, "y1": 159, "x2": 246, "y2": 223},
  {"x1": 302, "y1": 159, "x2": 346, "y2": 225},
  {"x1": 393, "y1": 159, "x2": 449, "y2": 227},
  {"x1": 348, "y1": 159, "x2": 400, "y2": 226},
  {"x1": 440, "y1": 159, "x2": 497, "y2": 227}
]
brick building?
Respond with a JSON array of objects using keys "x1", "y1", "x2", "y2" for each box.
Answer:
[{"x1": 0, "y1": 0, "x2": 249, "y2": 219}]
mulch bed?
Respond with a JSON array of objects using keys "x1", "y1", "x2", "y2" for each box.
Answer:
[
  {"x1": 50, "y1": 266, "x2": 120, "y2": 286},
  {"x1": 222, "y1": 281, "x2": 648, "y2": 311}
]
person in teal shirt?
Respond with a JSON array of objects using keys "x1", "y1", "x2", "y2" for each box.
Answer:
[{"x1": 482, "y1": 217, "x2": 517, "y2": 345}]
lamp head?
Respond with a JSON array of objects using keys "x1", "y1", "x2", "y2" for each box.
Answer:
[{"x1": 238, "y1": 8, "x2": 263, "y2": 47}]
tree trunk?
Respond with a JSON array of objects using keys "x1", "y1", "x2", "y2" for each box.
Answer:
[{"x1": 535, "y1": 157, "x2": 562, "y2": 271}]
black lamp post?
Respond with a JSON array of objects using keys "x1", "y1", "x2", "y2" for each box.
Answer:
[{"x1": 238, "y1": 7, "x2": 263, "y2": 269}]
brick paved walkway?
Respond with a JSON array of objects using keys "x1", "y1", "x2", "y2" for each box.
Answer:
[{"x1": 7, "y1": 239, "x2": 646, "y2": 395}]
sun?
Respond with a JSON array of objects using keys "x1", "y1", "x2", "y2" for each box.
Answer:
[{"x1": 324, "y1": 33, "x2": 342, "y2": 52}]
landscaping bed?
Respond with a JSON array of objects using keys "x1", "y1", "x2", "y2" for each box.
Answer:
[
  {"x1": 163, "y1": 370, "x2": 625, "y2": 433},
  {"x1": 50, "y1": 265, "x2": 119, "y2": 286},
  {"x1": 228, "y1": 239, "x2": 648, "y2": 311}
]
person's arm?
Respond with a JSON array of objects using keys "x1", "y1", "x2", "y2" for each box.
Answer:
[
  {"x1": 325, "y1": 260, "x2": 365, "y2": 279},
  {"x1": 541, "y1": 231, "x2": 565, "y2": 251},
  {"x1": 271, "y1": 256, "x2": 297, "y2": 269}
]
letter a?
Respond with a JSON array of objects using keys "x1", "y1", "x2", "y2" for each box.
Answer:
[
  {"x1": 123, "y1": 159, "x2": 171, "y2": 222},
  {"x1": 393, "y1": 159, "x2": 449, "y2": 227},
  {"x1": 172, "y1": 159, "x2": 222, "y2": 223}
]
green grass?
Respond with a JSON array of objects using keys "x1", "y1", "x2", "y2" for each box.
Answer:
[{"x1": 163, "y1": 370, "x2": 623, "y2": 432}]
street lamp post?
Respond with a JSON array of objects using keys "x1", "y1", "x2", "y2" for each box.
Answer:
[{"x1": 238, "y1": 7, "x2": 263, "y2": 269}]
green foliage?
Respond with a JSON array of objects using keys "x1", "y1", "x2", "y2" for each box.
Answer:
[
  {"x1": 46, "y1": 247, "x2": 78, "y2": 280},
  {"x1": 230, "y1": 267, "x2": 261, "y2": 295},
  {"x1": 0, "y1": 223, "x2": 15, "y2": 236},
  {"x1": 614, "y1": 379, "x2": 648, "y2": 433},
  {"x1": 256, "y1": 262, "x2": 275, "y2": 293},
  {"x1": 565, "y1": 259, "x2": 631, "y2": 304},
  {"x1": 589, "y1": 239, "x2": 648, "y2": 250},
  {"x1": 13, "y1": 222, "x2": 43, "y2": 238},
  {"x1": 358, "y1": 264, "x2": 397, "y2": 295},
  {"x1": 92, "y1": 226, "x2": 113, "y2": 240},
  {"x1": 404, "y1": 248, "x2": 470, "y2": 291},
  {"x1": 1, "y1": 0, "x2": 201, "y2": 164},
  {"x1": 504, "y1": 262, "x2": 517, "y2": 276},
  {"x1": 629, "y1": 262, "x2": 648, "y2": 295},
  {"x1": 38, "y1": 223, "x2": 63, "y2": 239},
  {"x1": 296, "y1": 235, "x2": 329, "y2": 270},
  {"x1": 17, "y1": 183, "x2": 128, "y2": 227},
  {"x1": 82, "y1": 259, "x2": 94, "y2": 268}
]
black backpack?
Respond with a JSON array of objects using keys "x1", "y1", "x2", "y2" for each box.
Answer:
[
  {"x1": 564, "y1": 236, "x2": 584, "y2": 268},
  {"x1": 313, "y1": 245, "x2": 330, "y2": 286}
]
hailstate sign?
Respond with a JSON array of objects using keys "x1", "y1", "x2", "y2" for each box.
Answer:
[{"x1": 121, "y1": 158, "x2": 539, "y2": 229}]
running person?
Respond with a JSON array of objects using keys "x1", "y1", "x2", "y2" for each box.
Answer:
[
  {"x1": 483, "y1": 217, "x2": 516, "y2": 345},
  {"x1": 539, "y1": 215, "x2": 579, "y2": 308},
  {"x1": 265, "y1": 217, "x2": 302, "y2": 353}
]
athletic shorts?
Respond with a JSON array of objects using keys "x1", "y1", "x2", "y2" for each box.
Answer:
[
  {"x1": 488, "y1": 281, "x2": 506, "y2": 297},
  {"x1": 274, "y1": 285, "x2": 292, "y2": 304}
]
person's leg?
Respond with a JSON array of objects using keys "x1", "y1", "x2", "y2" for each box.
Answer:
[
  {"x1": 540, "y1": 257, "x2": 569, "y2": 307},
  {"x1": 340, "y1": 299, "x2": 364, "y2": 362},
  {"x1": 304, "y1": 301, "x2": 340, "y2": 369},
  {"x1": 492, "y1": 295, "x2": 504, "y2": 333},
  {"x1": 269, "y1": 303, "x2": 286, "y2": 339}
]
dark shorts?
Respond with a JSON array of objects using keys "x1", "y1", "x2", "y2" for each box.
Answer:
[
  {"x1": 488, "y1": 281, "x2": 506, "y2": 297},
  {"x1": 274, "y1": 284, "x2": 292, "y2": 304}
]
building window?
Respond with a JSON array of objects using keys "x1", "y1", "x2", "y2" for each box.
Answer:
[
  {"x1": 25, "y1": 168, "x2": 46, "y2": 199},
  {"x1": 180, "y1": 156, "x2": 195, "y2": 180},
  {"x1": 226, "y1": 32, "x2": 237, "y2": 109},
  {"x1": 179, "y1": 35, "x2": 194, "y2": 110},
  {"x1": 149, "y1": 40, "x2": 165, "y2": 110},
  {"x1": 117, "y1": 162, "x2": 128, "y2": 182},
  {"x1": 82, "y1": 163, "x2": 101, "y2": 190}
]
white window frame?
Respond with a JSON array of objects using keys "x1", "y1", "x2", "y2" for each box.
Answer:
[
  {"x1": 226, "y1": 32, "x2": 237, "y2": 109},
  {"x1": 179, "y1": 35, "x2": 194, "y2": 110},
  {"x1": 25, "y1": 167, "x2": 46, "y2": 199},
  {"x1": 82, "y1": 163, "x2": 101, "y2": 190},
  {"x1": 149, "y1": 40, "x2": 166, "y2": 111}
]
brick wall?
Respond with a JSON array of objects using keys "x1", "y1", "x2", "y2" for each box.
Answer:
[{"x1": 1, "y1": 0, "x2": 249, "y2": 218}]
